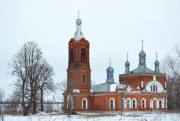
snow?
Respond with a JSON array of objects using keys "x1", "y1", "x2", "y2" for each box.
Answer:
[{"x1": 1, "y1": 111, "x2": 180, "y2": 121}]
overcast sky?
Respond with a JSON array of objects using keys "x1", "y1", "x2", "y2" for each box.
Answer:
[{"x1": 0, "y1": 0, "x2": 180, "y2": 100}]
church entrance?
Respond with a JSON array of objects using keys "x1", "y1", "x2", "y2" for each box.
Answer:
[{"x1": 153, "y1": 100, "x2": 156, "y2": 110}]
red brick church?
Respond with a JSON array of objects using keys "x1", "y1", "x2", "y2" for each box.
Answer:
[{"x1": 62, "y1": 16, "x2": 167, "y2": 112}]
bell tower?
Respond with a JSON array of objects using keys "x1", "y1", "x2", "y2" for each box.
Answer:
[{"x1": 67, "y1": 15, "x2": 91, "y2": 93}]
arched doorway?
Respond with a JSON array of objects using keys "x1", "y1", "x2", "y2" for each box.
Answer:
[{"x1": 153, "y1": 99, "x2": 156, "y2": 110}]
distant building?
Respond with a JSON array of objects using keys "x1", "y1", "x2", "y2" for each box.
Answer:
[{"x1": 62, "y1": 16, "x2": 167, "y2": 112}]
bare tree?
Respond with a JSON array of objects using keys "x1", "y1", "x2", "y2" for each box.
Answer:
[
  {"x1": 162, "y1": 44, "x2": 180, "y2": 110},
  {"x1": 9, "y1": 41, "x2": 55, "y2": 115},
  {"x1": 38, "y1": 61, "x2": 55, "y2": 111},
  {"x1": 0, "y1": 89, "x2": 5, "y2": 113},
  {"x1": 58, "y1": 79, "x2": 67, "y2": 92}
]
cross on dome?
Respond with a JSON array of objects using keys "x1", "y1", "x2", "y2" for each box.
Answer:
[
  {"x1": 78, "y1": 10, "x2": 80, "y2": 18},
  {"x1": 109, "y1": 58, "x2": 111, "y2": 66},
  {"x1": 73, "y1": 10, "x2": 84, "y2": 40},
  {"x1": 127, "y1": 53, "x2": 129, "y2": 61},
  {"x1": 141, "y1": 39, "x2": 144, "y2": 50},
  {"x1": 156, "y1": 52, "x2": 158, "y2": 60}
]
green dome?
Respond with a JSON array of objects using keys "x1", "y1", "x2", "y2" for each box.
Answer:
[{"x1": 139, "y1": 50, "x2": 146, "y2": 58}]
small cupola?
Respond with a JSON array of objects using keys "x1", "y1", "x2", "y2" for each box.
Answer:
[
  {"x1": 139, "y1": 50, "x2": 146, "y2": 58},
  {"x1": 154, "y1": 52, "x2": 160, "y2": 73},
  {"x1": 73, "y1": 11, "x2": 84, "y2": 41},
  {"x1": 125, "y1": 53, "x2": 130, "y2": 74},
  {"x1": 106, "y1": 59, "x2": 114, "y2": 83}
]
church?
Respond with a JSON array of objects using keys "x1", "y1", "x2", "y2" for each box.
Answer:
[{"x1": 62, "y1": 16, "x2": 167, "y2": 112}]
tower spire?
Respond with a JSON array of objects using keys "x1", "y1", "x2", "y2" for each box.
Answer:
[
  {"x1": 125, "y1": 53, "x2": 130, "y2": 74},
  {"x1": 127, "y1": 53, "x2": 129, "y2": 61},
  {"x1": 106, "y1": 58, "x2": 114, "y2": 83},
  {"x1": 156, "y1": 52, "x2": 158, "y2": 60},
  {"x1": 109, "y1": 58, "x2": 111, "y2": 66},
  {"x1": 78, "y1": 10, "x2": 80, "y2": 18},
  {"x1": 141, "y1": 39, "x2": 144, "y2": 50},
  {"x1": 154, "y1": 52, "x2": 160, "y2": 72},
  {"x1": 73, "y1": 11, "x2": 84, "y2": 41}
]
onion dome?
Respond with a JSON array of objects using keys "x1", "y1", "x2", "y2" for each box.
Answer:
[
  {"x1": 106, "y1": 66, "x2": 114, "y2": 73},
  {"x1": 139, "y1": 50, "x2": 146, "y2": 58},
  {"x1": 76, "y1": 18, "x2": 82, "y2": 25},
  {"x1": 125, "y1": 60, "x2": 130, "y2": 66},
  {"x1": 73, "y1": 12, "x2": 84, "y2": 41},
  {"x1": 154, "y1": 60, "x2": 160, "y2": 66},
  {"x1": 154, "y1": 52, "x2": 160, "y2": 66}
]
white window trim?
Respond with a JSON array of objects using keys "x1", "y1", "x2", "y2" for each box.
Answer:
[
  {"x1": 121, "y1": 98, "x2": 126, "y2": 109},
  {"x1": 158, "y1": 99, "x2": 163, "y2": 109},
  {"x1": 132, "y1": 98, "x2": 137, "y2": 109},
  {"x1": 141, "y1": 98, "x2": 146, "y2": 109},
  {"x1": 127, "y1": 98, "x2": 131, "y2": 109},
  {"x1": 82, "y1": 98, "x2": 88, "y2": 109},
  {"x1": 109, "y1": 98, "x2": 115, "y2": 109}
]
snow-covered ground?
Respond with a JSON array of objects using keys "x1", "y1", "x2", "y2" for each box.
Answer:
[{"x1": 1, "y1": 111, "x2": 180, "y2": 121}]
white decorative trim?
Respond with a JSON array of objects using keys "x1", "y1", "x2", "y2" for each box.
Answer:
[
  {"x1": 153, "y1": 75, "x2": 156, "y2": 81},
  {"x1": 121, "y1": 98, "x2": 126, "y2": 109},
  {"x1": 82, "y1": 98, "x2": 88, "y2": 109},
  {"x1": 73, "y1": 89, "x2": 80, "y2": 93},
  {"x1": 127, "y1": 98, "x2": 131, "y2": 108},
  {"x1": 145, "y1": 80, "x2": 164, "y2": 92},
  {"x1": 141, "y1": 98, "x2": 146, "y2": 109},
  {"x1": 150, "y1": 99, "x2": 153, "y2": 109},
  {"x1": 109, "y1": 98, "x2": 115, "y2": 109},
  {"x1": 165, "y1": 82, "x2": 166, "y2": 88},
  {"x1": 132, "y1": 98, "x2": 137, "y2": 109},
  {"x1": 152, "y1": 98, "x2": 157, "y2": 110},
  {"x1": 141, "y1": 81, "x2": 144, "y2": 88},
  {"x1": 126, "y1": 85, "x2": 132, "y2": 92}
]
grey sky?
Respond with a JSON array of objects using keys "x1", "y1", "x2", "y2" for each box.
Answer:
[{"x1": 0, "y1": 0, "x2": 180, "y2": 99}]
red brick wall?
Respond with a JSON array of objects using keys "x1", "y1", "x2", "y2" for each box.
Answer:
[
  {"x1": 119, "y1": 73, "x2": 166, "y2": 89},
  {"x1": 67, "y1": 38, "x2": 91, "y2": 93}
]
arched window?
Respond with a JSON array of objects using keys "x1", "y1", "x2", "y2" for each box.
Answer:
[
  {"x1": 141, "y1": 99, "x2": 146, "y2": 108},
  {"x1": 82, "y1": 98, "x2": 88, "y2": 109},
  {"x1": 70, "y1": 49, "x2": 74, "y2": 62},
  {"x1": 151, "y1": 85, "x2": 158, "y2": 92},
  {"x1": 81, "y1": 49, "x2": 86, "y2": 62},
  {"x1": 110, "y1": 98, "x2": 115, "y2": 109},
  {"x1": 159, "y1": 100, "x2": 162, "y2": 109},
  {"x1": 132, "y1": 99, "x2": 137, "y2": 109},
  {"x1": 121, "y1": 98, "x2": 124, "y2": 108},
  {"x1": 82, "y1": 75, "x2": 86, "y2": 84},
  {"x1": 127, "y1": 99, "x2": 131, "y2": 108}
]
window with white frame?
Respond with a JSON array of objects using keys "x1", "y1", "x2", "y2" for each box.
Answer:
[
  {"x1": 82, "y1": 98, "x2": 88, "y2": 109},
  {"x1": 110, "y1": 98, "x2": 115, "y2": 109},
  {"x1": 159, "y1": 100, "x2": 162, "y2": 109},
  {"x1": 151, "y1": 85, "x2": 157, "y2": 92},
  {"x1": 141, "y1": 99, "x2": 146, "y2": 108},
  {"x1": 132, "y1": 99, "x2": 137, "y2": 109},
  {"x1": 121, "y1": 98, "x2": 124, "y2": 109},
  {"x1": 127, "y1": 99, "x2": 131, "y2": 108}
]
